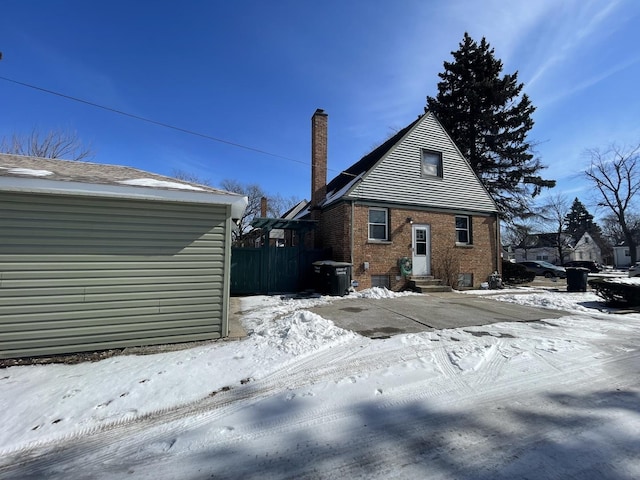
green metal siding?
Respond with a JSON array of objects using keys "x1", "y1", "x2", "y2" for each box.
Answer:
[
  {"x1": 348, "y1": 113, "x2": 498, "y2": 213},
  {"x1": 0, "y1": 191, "x2": 231, "y2": 358}
]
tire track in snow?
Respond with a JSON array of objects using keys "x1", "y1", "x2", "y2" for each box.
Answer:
[
  {"x1": 83, "y1": 349, "x2": 640, "y2": 479},
  {"x1": 0, "y1": 337, "x2": 433, "y2": 467},
  {"x1": 2, "y1": 333, "x2": 639, "y2": 478}
]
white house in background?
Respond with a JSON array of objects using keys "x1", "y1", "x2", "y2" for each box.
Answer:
[
  {"x1": 512, "y1": 231, "x2": 603, "y2": 265},
  {"x1": 570, "y1": 232, "x2": 602, "y2": 263},
  {"x1": 613, "y1": 244, "x2": 632, "y2": 268},
  {"x1": 512, "y1": 233, "x2": 572, "y2": 264}
]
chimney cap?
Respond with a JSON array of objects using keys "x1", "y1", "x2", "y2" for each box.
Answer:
[{"x1": 313, "y1": 108, "x2": 327, "y2": 116}]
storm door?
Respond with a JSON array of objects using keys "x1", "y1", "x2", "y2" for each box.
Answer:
[{"x1": 411, "y1": 224, "x2": 431, "y2": 276}]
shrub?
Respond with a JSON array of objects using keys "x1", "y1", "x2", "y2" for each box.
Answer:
[
  {"x1": 502, "y1": 260, "x2": 535, "y2": 284},
  {"x1": 588, "y1": 278, "x2": 640, "y2": 306}
]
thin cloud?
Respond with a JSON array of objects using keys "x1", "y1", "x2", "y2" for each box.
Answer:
[
  {"x1": 538, "y1": 56, "x2": 640, "y2": 108},
  {"x1": 524, "y1": 1, "x2": 625, "y2": 91}
]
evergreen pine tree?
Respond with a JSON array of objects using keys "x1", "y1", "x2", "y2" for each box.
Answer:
[
  {"x1": 427, "y1": 33, "x2": 555, "y2": 219},
  {"x1": 564, "y1": 197, "x2": 601, "y2": 241}
]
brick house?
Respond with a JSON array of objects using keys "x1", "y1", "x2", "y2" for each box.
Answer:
[{"x1": 295, "y1": 109, "x2": 501, "y2": 291}]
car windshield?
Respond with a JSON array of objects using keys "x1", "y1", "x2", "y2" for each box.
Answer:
[{"x1": 538, "y1": 261, "x2": 560, "y2": 268}]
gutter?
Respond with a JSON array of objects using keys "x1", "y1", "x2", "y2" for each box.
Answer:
[{"x1": 0, "y1": 176, "x2": 248, "y2": 219}]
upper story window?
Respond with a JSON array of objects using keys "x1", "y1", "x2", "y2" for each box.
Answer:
[
  {"x1": 422, "y1": 149, "x2": 443, "y2": 178},
  {"x1": 455, "y1": 215, "x2": 472, "y2": 244},
  {"x1": 369, "y1": 208, "x2": 389, "y2": 241}
]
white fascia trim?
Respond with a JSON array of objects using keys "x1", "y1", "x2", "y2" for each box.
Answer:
[{"x1": 0, "y1": 177, "x2": 249, "y2": 219}]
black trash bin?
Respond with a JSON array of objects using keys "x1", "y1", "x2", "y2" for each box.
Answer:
[
  {"x1": 566, "y1": 267, "x2": 589, "y2": 292},
  {"x1": 312, "y1": 260, "x2": 352, "y2": 296}
]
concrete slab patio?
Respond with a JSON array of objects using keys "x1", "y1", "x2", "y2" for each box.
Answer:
[
  {"x1": 308, "y1": 292, "x2": 569, "y2": 338},
  {"x1": 229, "y1": 290, "x2": 571, "y2": 340}
]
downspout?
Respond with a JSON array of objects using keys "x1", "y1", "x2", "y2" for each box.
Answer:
[{"x1": 350, "y1": 200, "x2": 354, "y2": 267}]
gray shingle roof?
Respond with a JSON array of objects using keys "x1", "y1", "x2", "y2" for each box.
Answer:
[{"x1": 0, "y1": 153, "x2": 230, "y2": 194}]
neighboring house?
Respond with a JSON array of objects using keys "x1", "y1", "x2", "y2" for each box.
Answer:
[
  {"x1": 255, "y1": 199, "x2": 309, "y2": 247},
  {"x1": 512, "y1": 232, "x2": 603, "y2": 265},
  {"x1": 570, "y1": 232, "x2": 602, "y2": 264},
  {"x1": 613, "y1": 244, "x2": 633, "y2": 268},
  {"x1": 513, "y1": 233, "x2": 572, "y2": 265},
  {"x1": 512, "y1": 233, "x2": 572, "y2": 264},
  {"x1": 269, "y1": 200, "x2": 309, "y2": 247},
  {"x1": 502, "y1": 244, "x2": 516, "y2": 262},
  {"x1": 0, "y1": 154, "x2": 247, "y2": 359},
  {"x1": 294, "y1": 109, "x2": 501, "y2": 290}
]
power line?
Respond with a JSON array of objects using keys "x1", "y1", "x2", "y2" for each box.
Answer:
[{"x1": 0, "y1": 75, "x2": 351, "y2": 174}]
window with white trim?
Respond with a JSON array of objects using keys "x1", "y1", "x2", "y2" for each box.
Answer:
[
  {"x1": 422, "y1": 150, "x2": 443, "y2": 178},
  {"x1": 368, "y1": 208, "x2": 388, "y2": 241},
  {"x1": 455, "y1": 215, "x2": 471, "y2": 244}
]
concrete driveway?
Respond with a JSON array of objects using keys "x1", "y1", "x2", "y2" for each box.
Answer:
[{"x1": 309, "y1": 292, "x2": 569, "y2": 338}]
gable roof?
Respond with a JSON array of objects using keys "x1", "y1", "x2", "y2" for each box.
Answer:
[
  {"x1": 0, "y1": 153, "x2": 248, "y2": 217},
  {"x1": 324, "y1": 117, "x2": 421, "y2": 200},
  {"x1": 515, "y1": 233, "x2": 573, "y2": 249},
  {"x1": 314, "y1": 111, "x2": 498, "y2": 215}
]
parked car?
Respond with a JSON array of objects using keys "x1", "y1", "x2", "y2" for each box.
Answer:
[
  {"x1": 518, "y1": 261, "x2": 567, "y2": 278},
  {"x1": 629, "y1": 262, "x2": 640, "y2": 278},
  {"x1": 562, "y1": 260, "x2": 603, "y2": 273}
]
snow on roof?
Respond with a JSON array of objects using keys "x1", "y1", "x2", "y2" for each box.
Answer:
[
  {"x1": 323, "y1": 171, "x2": 364, "y2": 206},
  {"x1": 0, "y1": 153, "x2": 248, "y2": 217},
  {"x1": 118, "y1": 178, "x2": 205, "y2": 191},
  {"x1": 0, "y1": 167, "x2": 54, "y2": 177}
]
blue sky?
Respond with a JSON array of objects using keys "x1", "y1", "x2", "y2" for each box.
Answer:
[{"x1": 2, "y1": 0, "x2": 639, "y2": 215}]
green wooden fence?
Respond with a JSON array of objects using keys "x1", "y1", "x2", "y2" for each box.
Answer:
[{"x1": 230, "y1": 247, "x2": 329, "y2": 295}]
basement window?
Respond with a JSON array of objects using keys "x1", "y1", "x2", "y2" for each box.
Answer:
[
  {"x1": 458, "y1": 273, "x2": 473, "y2": 288},
  {"x1": 371, "y1": 275, "x2": 390, "y2": 289}
]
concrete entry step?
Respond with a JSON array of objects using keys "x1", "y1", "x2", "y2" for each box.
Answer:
[{"x1": 408, "y1": 276, "x2": 453, "y2": 293}]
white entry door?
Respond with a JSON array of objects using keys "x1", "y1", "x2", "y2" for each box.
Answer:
[{"x1": 412, "y1": 224, "x2": 431, "y2": 276}]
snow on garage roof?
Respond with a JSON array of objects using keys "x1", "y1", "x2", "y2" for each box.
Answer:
[{"x1": 0, "y1": 153, "x2": 247, "y2": 218}]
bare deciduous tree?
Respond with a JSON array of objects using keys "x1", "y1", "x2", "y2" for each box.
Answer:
[
  {"x1": 584, "y1": 144, "x2": 640, "y2": 263},
  {"x1": 501, "y1": 217, "x2": 540, "y2": 261},
  {"x1": 267, "y1": 192, "x2": 302, "y2": 218},
  {"x1": 171, "y1": 169, "x2": 213, "y2": 186},
  {"x1": 219, "y1": 179, "x2": 300, "y2": 246},
  {"x1": 0, "y1": 128, "x2": 94, "y2": 161},
  {"x1": 539, "y1": 193, "x2": 571, "y2": 264},
  {"x1": 171, "y1": 171, "x2": 301, "y2": 246},
  {"x1": 601, "y1": 213, "x2": 640, "y2": 247}
]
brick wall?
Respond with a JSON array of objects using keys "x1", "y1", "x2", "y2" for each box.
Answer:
[
  {"x1": 317, "y1": 202, "x2": 351, "y2": 261},
  {"x1": 318, "y1": 202, "x2": 498, "y2": 291}
]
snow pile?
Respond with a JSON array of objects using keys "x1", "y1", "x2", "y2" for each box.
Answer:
[
  {"x1": 247, "y1": 310, "x2": 357, "y2": 355},
  {"x1": 493, "y1": 291, "x2": 605, "y2": 313},
  {"x1": 602, "y1": 276, "x2": 640, "y2": 285},
  {"x1": 353, "y1": 286, "x2": 417, "y2": 299}
]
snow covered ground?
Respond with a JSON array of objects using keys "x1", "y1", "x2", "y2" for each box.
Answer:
[{"x1": 1, "y1": 287, "x2": 639, "y2": 479}]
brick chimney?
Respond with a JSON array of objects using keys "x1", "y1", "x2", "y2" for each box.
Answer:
[
  {"x1": 311, "y1": 109, "x2": 328, "y2": 210},
  {"x1": 260, "y1": 196, "x2": 267, "y2": 217}
]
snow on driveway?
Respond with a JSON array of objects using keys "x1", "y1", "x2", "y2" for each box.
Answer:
[{"x1": 1, "y1": 288, "x2": 639, "y2": 479}]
